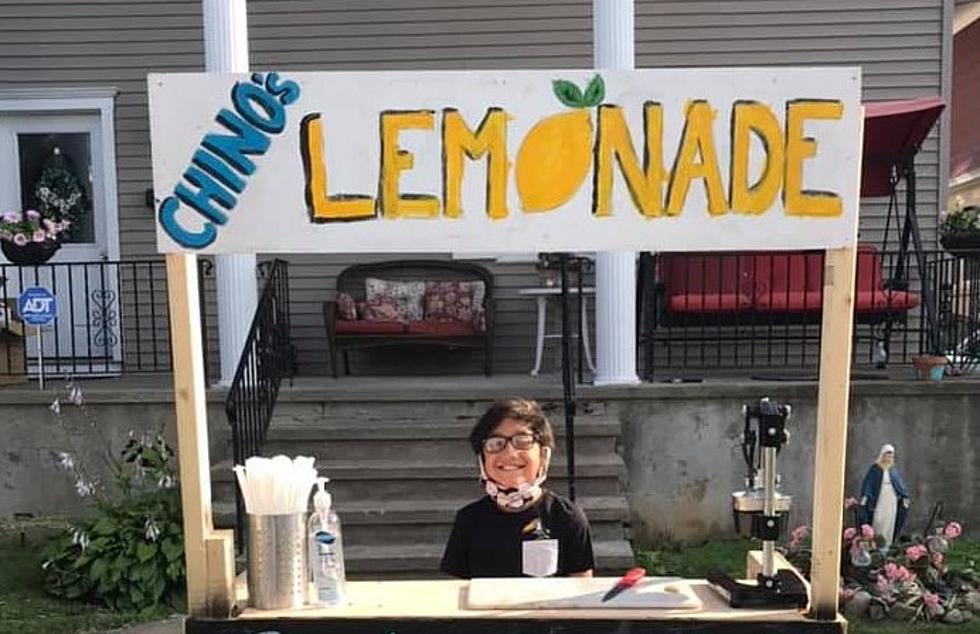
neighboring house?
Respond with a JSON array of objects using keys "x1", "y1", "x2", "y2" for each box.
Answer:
[
  {"x1": 950, "y1": 0, "x2": 980, "y2": 208},
  {"x1": 0, "y1": 0, "x2": 954, "y2": 379}
]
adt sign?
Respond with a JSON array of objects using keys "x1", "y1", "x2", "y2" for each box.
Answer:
[{"x1": 17, "y1": 287, "x2": 58, "y2": 326}]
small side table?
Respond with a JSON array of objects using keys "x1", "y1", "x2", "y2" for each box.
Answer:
[{"x1": 517, "y1": 286, "x2": 596, "y2": 376}]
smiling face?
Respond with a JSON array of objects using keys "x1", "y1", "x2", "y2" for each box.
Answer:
[{"x1": 482, "y1": 417, "x2": 543, "y2": 490}]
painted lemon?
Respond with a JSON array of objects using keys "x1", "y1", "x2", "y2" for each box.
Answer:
[
  {"x1": 515, "y1": 75, "x2": 605, "y2": 213},
  {"x1": 515, "y1": 110, "x2": 594, "y2": 212}
]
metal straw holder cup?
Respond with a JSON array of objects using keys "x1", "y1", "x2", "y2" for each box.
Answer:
[{"x1": 246, "y1": 513, "x2": 308, "y2": 610}]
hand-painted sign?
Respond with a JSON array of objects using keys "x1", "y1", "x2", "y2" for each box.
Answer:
[
  {"x1": 17, "y1": 286, "x2": 58, "y2": 326},
  {"x1": 148, "y1": 68, "x2": 861, "y2": 254}
]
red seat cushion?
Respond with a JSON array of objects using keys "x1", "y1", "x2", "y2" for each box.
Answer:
[
  {"x1": 667, "y1": 293, "x2": 752, "y2": 313},
  {"x1": 855, "y1": 290, "x2": 921, "y2": 312},
  {"x1": 405, "y1": 319, "x2": 476, "y2": 336},
  {"x1": 754, "y1": 290, "x2": 825, "y2": 311},
  {"x1": 335, "y1": 319, "x2": 407, "y2": 335}
]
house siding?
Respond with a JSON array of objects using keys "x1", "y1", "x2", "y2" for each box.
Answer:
[{"x1": 0, "y1": 0, "x2": 952, "y2": 377}]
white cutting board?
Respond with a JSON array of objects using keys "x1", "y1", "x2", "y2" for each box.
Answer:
[{"x1": 466, "y1": 577, "x2": 702, "y2": 610}]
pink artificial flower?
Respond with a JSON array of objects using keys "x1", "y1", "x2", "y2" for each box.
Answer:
[
  {"x1": 884, "y1": 562, "x2": 913, "y2": 583},
  {"x1": 844, "y1": 496, "x2": 859, "y2": 509},
  {"x1": 943, "y1": 522, "x2": 962, "y2": 540},
  {"x1": 43, "y1": 218, "x2": 56, "y2": 231},
  {"x1": 13, "y1": 232, "x2": 28, "y2": 246},
  {"x1": 905, "y1": 544, "x2": 927, "y2": 562},
  {"x1": 923, "y1": 592, "x2": 940, "y2": 608},
  {"x1": 789, "y1": 525, "x2": 809, "y2": 549},
  {"x1": 8, "y1": 210, "x2": 22, "y2": 222},
  {"x1": 931, "y1": 552, "x2": 944, "y2": 567},
  {"x1": 839, "y1": 587, "x2": 856, "y2": 603},
  {"x1": 861, "y1": 524, "x2": 875, "y2": 540},
  {"x1": 26, "y1": 209, "x2": 40, "y2": 219},
  {"x1": 62, "y1": 218, "x2": 71, "y2": 228},
  {"x1": 843, "y1": 527, "x2": 857, "y2": 542},
  {"x1": 32, "y1": 229, "x2": 46, "y2": 243}
]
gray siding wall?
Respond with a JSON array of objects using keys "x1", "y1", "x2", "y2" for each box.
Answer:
[{"x1": 0, "y1": 0, "x2": 951, "y2": 377}]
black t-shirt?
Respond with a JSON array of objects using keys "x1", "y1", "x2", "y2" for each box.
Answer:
[{"x1": 440, "y1": 489, "x2": 595, "y2": 579}]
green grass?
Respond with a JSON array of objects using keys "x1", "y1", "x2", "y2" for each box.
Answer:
[
  {"x1": 0, "y1": 520, "x2": 170, "y2": 634},
  {"x1": 634, "y1": 538, "x2": 980, "y2": 634}
]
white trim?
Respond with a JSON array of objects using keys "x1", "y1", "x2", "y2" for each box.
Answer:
[
  {"x1": 0, "y1": 89, "x2": 121, "y2": 261},
  {"x1": 940, "y1": 0, "x2": 954, "y2": 230},
  {"x1": 950, "y1": 167, "x2": 980, "y2": 190},
  {"x1": 954, "y1": 1, "x2": 980, "y2": 34}
]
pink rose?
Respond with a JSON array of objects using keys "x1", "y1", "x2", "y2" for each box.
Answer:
[
  {"x1": 26, "y1": 209, "x2": 40, "y2": 219},
  {"x1": 924, "y1": 592, "x2": 943, "y2": 617},
  {"x1": 13, "y1": 232, "x2": 28, "y2": 246},
  {"x1": 861, "y1": 524, "x2": 875, "y2": 540},
  {"x1": 905, "y1": 544, "x2": 927, "y2": 562},
  {"x1": 943, "y1": 522, "x2": 962, "y2": 540},
  {"x1": 32, "y1": 230, "x2": 47, "y2": 243},
  {"x1": 843, "y1": 527, "x2": 857, "y2": 542}
]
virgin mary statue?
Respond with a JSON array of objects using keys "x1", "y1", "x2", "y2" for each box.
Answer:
[{"x1": 858, "y1": 444, "x2": 910, "y2": 549}]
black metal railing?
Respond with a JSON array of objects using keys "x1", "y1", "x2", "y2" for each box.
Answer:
[
  {"x1": 225, "y1": 259, "x2": 296, "y2": 543},
  {"x1": 638, "y1": 248, "x2": 980, "y2": 378},
  {"x1": 0, "y1": 259, "x2": 212, "y2": 378}
]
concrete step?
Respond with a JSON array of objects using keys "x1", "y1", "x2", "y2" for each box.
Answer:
[
  {"x1": 253, "y1": 419, "x2": 622, "y2": 462},
  {"x1": 213, "y1": 495, "x2": 629, "y2": 545},
  {"x1": 266, "y1": 399, "x2": 613, "y2": 427},
  {"x1": 341, "y1": 539, "x2": 636, "y2": 578},
  {"x1": 212, "y1": 457, "x2": 626, "y2": 502}
]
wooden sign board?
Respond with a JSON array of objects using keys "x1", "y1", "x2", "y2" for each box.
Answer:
[{"x1": 149, "y1": 68, "x2": 861, "y2": 255}]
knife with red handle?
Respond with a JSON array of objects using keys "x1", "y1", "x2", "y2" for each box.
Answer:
[{"x1": 601, "y1": 567, "x2": 647, "y2": 602}]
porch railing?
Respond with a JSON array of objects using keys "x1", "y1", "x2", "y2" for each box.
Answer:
[
  {"x1": 225, "y1": 259, "x2": 296, "y2": 544},
  {"x1": 0, "y1": 259, "x2": 212, "y2": 378},
  {"x1": 638, "y1": 248, "x2": 980, "y2": 378}
]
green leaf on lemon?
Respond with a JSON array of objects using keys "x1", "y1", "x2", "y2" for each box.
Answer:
[
  {"x1": 552, "y1": 79, "x2": 586, "y2": 108},
  {"x1": 582, "y1": 74, "x2": 605, "y2": 107}
]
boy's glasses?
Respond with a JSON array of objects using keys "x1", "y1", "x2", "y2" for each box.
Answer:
[{"x1": 483, "y1": 433, "x2": 538, "y2": 453}]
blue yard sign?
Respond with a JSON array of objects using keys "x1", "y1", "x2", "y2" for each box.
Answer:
[{"x1": 17, "y1": 286, "x2": 58, "y2": 326}]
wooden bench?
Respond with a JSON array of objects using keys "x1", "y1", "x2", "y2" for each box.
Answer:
[
  {"x1": 323, "y1": 260, "x2": 494, "y2": 377},
  {"x1": 649, "y1": 245, "x2": 920, "y2": 325}
]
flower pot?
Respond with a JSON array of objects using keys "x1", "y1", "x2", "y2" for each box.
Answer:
[
  {"x1": 940, "y1": 233, "x2": 980, "y2": 259},
  {"x1": 911, "y1": 355, "x2": 947, "y2": 381},
  {"x1": 1, "y1": 239, "x2": 61, "y2": 265}
]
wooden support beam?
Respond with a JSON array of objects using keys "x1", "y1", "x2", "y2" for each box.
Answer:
[
  {"x1": 166, "y1": 253, "x2": 234, "y2": 617},
  {"x1": 808, "y1": 246, "x2": 858, "y2": 620}
]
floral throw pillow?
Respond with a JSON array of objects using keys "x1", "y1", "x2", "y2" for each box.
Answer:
[
  {"x1": 365, "y1": 278, "x2": 425, "y2": 322},
  {"x1": 336, "y1": 292, "x2": 358, "y2": 321},
  {"x1": 361, "y1": 298, "x2": 404, "y2": 322},
  {"x1": 424, "y1": 281, "x2": 486, "y2": 329}
]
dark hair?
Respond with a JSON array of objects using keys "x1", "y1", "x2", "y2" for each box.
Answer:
[{"x1": 469, "y1": 399, "x2": 555, "y2": 454}]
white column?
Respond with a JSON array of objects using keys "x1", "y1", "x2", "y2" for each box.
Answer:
[
  {"x1": 203, "y1": 0, "x2": 258, "y2": 385},
  {"x1": 593, "y1": 0, "x2": 640, "y2": 385}
]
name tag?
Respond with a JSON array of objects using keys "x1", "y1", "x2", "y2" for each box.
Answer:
[{"x1": 522, "y1": 538, "x2": 559, "y2": 577}]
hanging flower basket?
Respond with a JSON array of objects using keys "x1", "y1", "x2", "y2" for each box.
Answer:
[
  {"x1": 1, "y1": 237, "x2": 62, "y2": 265},
  {"x1": 939, "y1": 232, "x2": 980, "y2": 260}
]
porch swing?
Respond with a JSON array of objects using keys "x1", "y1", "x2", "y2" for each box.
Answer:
[{"x1": 861, "y1": 96, "x2": 946, "y2": 360}]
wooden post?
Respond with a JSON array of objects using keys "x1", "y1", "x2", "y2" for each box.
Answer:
[
  {"x1": 166, "y1": 253, "x2": 235, "y2": 617},
  {"x1": 808, "y1": 245, "x2": 858, "y2": 620}
]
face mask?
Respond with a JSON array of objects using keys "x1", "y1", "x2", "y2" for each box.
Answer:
[{"x1": 479, "y1": 446, "x2": 552, "y2": 511}]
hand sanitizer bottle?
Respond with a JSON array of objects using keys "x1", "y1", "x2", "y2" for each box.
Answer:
[{"x1": 308, "y1": 477, "x2": 346, "y2": 606}]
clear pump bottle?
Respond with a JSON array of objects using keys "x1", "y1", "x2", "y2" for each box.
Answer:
[{"x1": 308, "y1": 477, "x2": 346, "y2": 606}]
